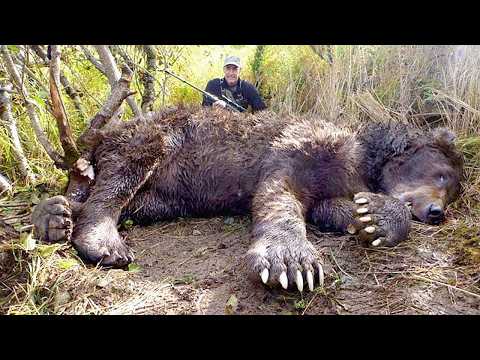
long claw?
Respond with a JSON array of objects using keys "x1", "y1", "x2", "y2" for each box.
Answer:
[
  {"x1": 359, "y1": 216, "x2": 372, "y2": 223},
  {"x1": 371, "y1": 239, "x2": 382, "y2": 247},
  {"x1": 99, "y1": 247, "x2": 110, "y2": 257},
  {"x1": 279, "y1": 271, "x2": 288, "y2": 289},
  {"x1": 364, "y1": 226, "x2": 376, "y2": 234},
  {"x1": 355, "y1": 198, "x2": 368, "y2": 204},
  {"x1": 356, "y1": 207, "x2": 369, "y2": 214},
  {"x1": 306, "y1": 270, "x2": 314, "y2": 291},
  {"x1": 295, "y1": 270, "x2": 304, "y2": 292},
  {"x1": 260, "y1": 268, "x2": 269, "y2": 284},
  {"x1": 318, "y1": 264, "x2": 325, "y2": 287},
  {"x1": 346, "y1": 224, "x2": 357, "y2": 234}
]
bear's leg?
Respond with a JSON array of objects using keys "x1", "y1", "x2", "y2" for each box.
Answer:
[
  {"x1": 308, "y1": 197, "x2": 363, "y2": 234},
  {"x1": 72, "y1": 156, "x2": 159, "y2": 267},
  {"x1": 246, "y1": 173, "x2": 324, "y2": 292}
]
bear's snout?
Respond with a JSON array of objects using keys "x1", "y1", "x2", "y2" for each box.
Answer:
[{"x1": 426, "y1": 203, "x2": 445, "y2": 224}]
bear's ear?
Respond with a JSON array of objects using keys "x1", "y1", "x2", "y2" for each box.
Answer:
[{"x1": 432, "y1": 127, "x2": 456, "y2": 148}]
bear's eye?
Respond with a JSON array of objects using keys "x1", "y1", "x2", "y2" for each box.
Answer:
[{"x1": 438, "y1": 175, "x2": 446, "y2": 184}]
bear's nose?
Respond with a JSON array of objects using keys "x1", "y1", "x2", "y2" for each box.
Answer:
[{"x1": 427, "y1": 204, "x2": 444, "y2": 224}]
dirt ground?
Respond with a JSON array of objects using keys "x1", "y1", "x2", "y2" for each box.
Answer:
[
  {"x1": 1, "y1": 198, "x2": 479, "y2": 314},
  {"x1": 90, "y1": 214, "x2": 480, "y2": 315}
]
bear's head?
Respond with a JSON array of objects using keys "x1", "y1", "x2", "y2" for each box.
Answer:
[{"x1": 380, "y1": 127, "x2": 464, "y2": 225}]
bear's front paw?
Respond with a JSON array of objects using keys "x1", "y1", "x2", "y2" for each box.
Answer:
[
  {"x1": 72, "y1": 222, "x2": 134, "y2": 268},
  {"x1": 246, "y1": 239, "x2": 324, "y2": 293},
  {"x1": 349, "y1": 192, "x2": 412, "y2": 247},
  {"x1": 31, "y1": 195, "x2": 73, "y2": 243}
]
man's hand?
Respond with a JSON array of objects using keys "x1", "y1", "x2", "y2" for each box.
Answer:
[{"x1": 213, "y1": 100, "x2": 227, "y2": 108}]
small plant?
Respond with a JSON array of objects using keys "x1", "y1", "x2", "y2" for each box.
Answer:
[{"x1": 294, "y1": 298, "x2": 307, "y2": 311}]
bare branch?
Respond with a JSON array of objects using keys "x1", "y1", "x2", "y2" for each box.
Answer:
[
  {"x1": 0, "y1": 45, "x2": 67, "y2": 169},
  {"x1": 79, "y1": 45, "x2": 105, "y2": 74},
  {"x1": 78, "y1": 64, "x2": 135, "y2": 150},
  {"x1": 27, "y1": 46, "x2": 86, "y2": 120},
  {"x1": 49, "y1": 45, "x2": 80, "y2": 167},
  {"x1": 13, "y1": 54, "x2": 49, "y2": 94},
  {"x1": 94, "y1": 45, "x2": 142, "y2": 118},
  {"x1": 111, "y1": 45, "x2": 135, "y2": 70},
  {"x1": 141, "y1": 45, "x2": 156, "y2": 112},
  {"x1": 30, "y1": 45, "x2": 48, "y2": 64},
  {"x1": 0, "y1": 84, "x2": 36, "y2": 182}
]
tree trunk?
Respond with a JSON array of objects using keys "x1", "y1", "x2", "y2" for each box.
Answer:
[
  {"x1": 0, "y1": 85, "x2": 36, "y2": 182},
  {"x1": 49, "y1": 46, "x2": 80, "y2": 167},
  {"x1": 0, "y1": 45, "x2": 67, "y2": 169},
  {"x1": 94, "y1": 45, "x2": 142, "y2": 118},
  {"x1": 141, "y1": 45, "x2": 156, "y2": 112}
]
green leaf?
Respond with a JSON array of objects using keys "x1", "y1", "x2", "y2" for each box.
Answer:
[
  {"x1": 56, "y1": 258, "x2": 79, "y2": 270},
  {"x1": 7, "y1": 45, "x2": 20, "y2": 54},
  {"x1": 294, "y1": 299, "x2": 307, "y2": 310},
  {"x1": 20, "y1": 232, "x2": 36, "y2": 251},
  {"x1": 37, "y1": 90, "x2": 50, "y2": 99},
  {"x1": 36, "y1": 243, "x2": 62, "y2": 258},
  {"x1": 127, "y1": 263, "x2": 142, "y2": 272},
  {"x1": 121, "y1": 219, "x2": 134, "y2": 230},
  {"x1": 30, "y1": 95, "x2": 46, "y2": 110}
]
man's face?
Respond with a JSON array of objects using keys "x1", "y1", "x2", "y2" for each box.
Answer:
[{"x1": 224, "y1": 64, "x2": 240, "y2": 86}]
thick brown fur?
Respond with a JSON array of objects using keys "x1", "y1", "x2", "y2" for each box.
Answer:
[{"x1": 31, "y1": 106, "x2": 464, "y2": 290}]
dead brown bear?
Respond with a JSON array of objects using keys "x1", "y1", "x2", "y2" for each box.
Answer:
[{"x1": 31, "y1": 106, "x2": 464, "y2": 292}]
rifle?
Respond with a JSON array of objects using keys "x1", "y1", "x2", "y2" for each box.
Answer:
[{"x1": 160, "y1": 68, "x2": 247, "y2": 113}]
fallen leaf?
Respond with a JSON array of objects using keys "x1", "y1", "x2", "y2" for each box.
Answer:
[
  {"x1": 225, "y1": 294, "x2": 238, "y2": 315},
  {"x1": 36, "y1": 243, "x2": 62, "y2": 258},
  {"x1": 127, "y1": 263, "x2": 142, "y2": 272},
  {"x1": 20, "y1": 232, "x2": 36, "y2": 251},
  {"x1": 56, "y1": 258, "x2": 79, "y2": 270}
]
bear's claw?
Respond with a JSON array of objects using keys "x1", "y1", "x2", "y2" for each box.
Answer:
[
  {"x1": 260, "y1": 268, "x2": 269, "y2": 284},
  {"x1": 306, "y1": 270, "x2": 314, "y2": 291},
  {"x1": 258, "y1": 263, "x2": 324, "y2": 292},
  {"x1": 352, "y1": 192, "x2": 411, "y2": 247},
  {"x1": 249, "y1": 238, "x2": 325, "y2": 293},
  {"x1": 279, "y1": 272, "x2": 288, "y2": 289},
  {"x1": 371, "y1": 239, "x2": 382, "y2": 247}
]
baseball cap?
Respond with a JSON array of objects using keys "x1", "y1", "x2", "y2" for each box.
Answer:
[{"x1": 224, "y1": 55, "x2": 241, "y2": 68}]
